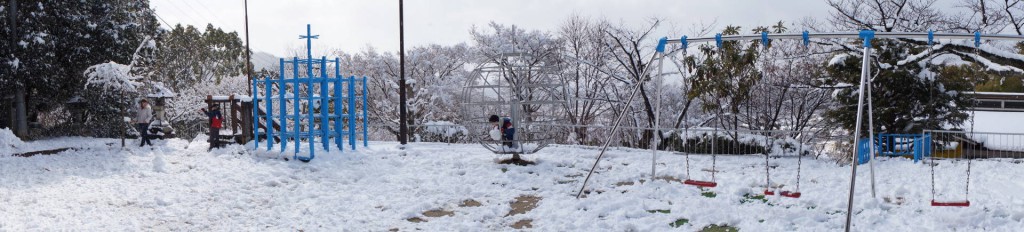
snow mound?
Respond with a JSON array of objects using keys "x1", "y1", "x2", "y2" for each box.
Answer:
[{"x1": 0, "y1": 128, "x2": 25, "y2": 150}]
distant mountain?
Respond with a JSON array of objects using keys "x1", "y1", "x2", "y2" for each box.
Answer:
[{"x1": 251, "y1": 51, "x2": 280, "y2": 72}]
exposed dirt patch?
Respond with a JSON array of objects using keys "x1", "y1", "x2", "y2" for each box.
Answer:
[
  {"x1": 511, "y1": 219, "x2": 533, "y2": 229},
  {"x1": 406, "y1": 217, "x2": 426, "y2": 223},
  {"x1": 507, "y1": 195, "x2": 542, "y2": 216},
  {"x1": 615, "y1": 181, "x2": 635, "y2": 186},
  {"x1": 423, "y1": 209, "x2": 455, "y2": 218},
  {"x1": 459, "y1": 199, "x2": 482, "y2": 207},
  {"x1": 13, "y1": 148, "x2": 73, "y2": 157},
  {"x1": 884, "y1": 196, "x2": 906, "y2": 205},
  {"x1": 654, "y1": 176, "x2": 684, "y2": 184},
  {"x1": 498, "y1": 158, "x2": 536, "y2": 166}
]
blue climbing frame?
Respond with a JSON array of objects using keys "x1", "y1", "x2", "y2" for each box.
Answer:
[{"x1": 251, "y1": 24, "x2": 369, "y2": 161}]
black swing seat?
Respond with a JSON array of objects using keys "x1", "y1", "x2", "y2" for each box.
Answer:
[
  {"x1": 931, "y1": 200, "x2": 970, "y2": 207},
  {"x1": 683, "y1": 179, "x2": 718, "y2": 188}
]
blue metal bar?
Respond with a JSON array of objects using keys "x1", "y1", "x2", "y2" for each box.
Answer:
[
  {"x1": 265, "y1": 77, "x2": 274, "y2": 150},
  {"x1": 253, "y1": 78, "x2": 260, "y2": 150},
  {"x1": 306, "y1": 57, "x2": 315, "y2": 161},
  {"x1": 293, "y1": 57, "x2": 300, "y2": 158},
  {"x1": 334, "y1": 78, "x2": 344, "y2": 150},
  {"x1": 320, "y1": 56, "x2": 330, "y2": 151},
  {"x1": 348, "y1": 75, "x2": 357, "y2": 150},
  {"x1": 278, "y1": 58, "x2": 287, "y2": 152}
]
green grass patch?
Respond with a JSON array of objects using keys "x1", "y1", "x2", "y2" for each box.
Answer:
[
  {"x1": 647, "y1": 209, "x2": 671, "y2": 214},
  {"x1": 670, "y1": 218, "x2": 689, "y2": 228},
  {"x1": 701, "y1": 191, "x2": 717, "y2": 198},
  {"x1": 740, "y1": 193, "x2": 774, "y2": 206},
  {"x1": 701, "y1": 224, "x2": 739, "y2": 232}
]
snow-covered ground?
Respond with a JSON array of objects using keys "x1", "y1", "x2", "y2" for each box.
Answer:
[{"x1": 2, "y1": 135, "x2": 1024, "y2": 231}]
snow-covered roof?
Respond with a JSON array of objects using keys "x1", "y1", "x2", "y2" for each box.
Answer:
[
  {"x1": 969, "y1": 111, "x2": 1024, "y2": 134},
  {"x1": 146, "y1": 82, "x2": 177, "y2": 98}
]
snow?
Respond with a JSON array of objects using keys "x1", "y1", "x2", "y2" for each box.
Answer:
[
  {"x1": 828, "y1": 54, "x2": 849, "y2": 66},
  {"x1": 961, "y1": 52, "x2": 1024, "y2": 73},
  {"x1": 2, "y1": 138, "x2": 1023, "y2": 231},
  {"x1": 966, "y1": 111, "x2": 1024, "y2": 152},
  {"x1": 84, "y1": 62, "x2": 142, "y2": 94},
  {"x1": 146, "y1": 82, "x2": 177, "y2": 98},
  {"x1": 0, "y1": 128, "x2": 25, "y2": 152}
]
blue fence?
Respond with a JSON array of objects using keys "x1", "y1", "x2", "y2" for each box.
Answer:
[
  {"x1": 859, "y1": 134, "x2": 931, "y2": 164},
  {"x1": 251, "y1": 24, "x2": 368, "y2": 161}
]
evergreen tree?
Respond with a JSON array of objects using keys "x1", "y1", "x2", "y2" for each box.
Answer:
[
  {"x1": 0, "y1": 0, "x2": 158, "y2": 136},
  {"x1": 824, "y1": 39, "x2": 974, "y2": 134}
]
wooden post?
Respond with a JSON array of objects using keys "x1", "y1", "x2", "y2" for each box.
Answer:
[{"x1": 229, "y1": 95, "x2": 238, "y2": 135}]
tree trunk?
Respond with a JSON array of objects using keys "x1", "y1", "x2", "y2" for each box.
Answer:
[{"x1": 14, "y1": 87, "x2": 28, "y2": 137}]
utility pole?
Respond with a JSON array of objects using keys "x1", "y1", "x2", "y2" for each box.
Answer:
[
  {"x1": 398, "y1": 0, "x2": 408, "y2": 146},
  {"x1": 244, "y1": 0, "x2": 252, "y2": 95},
  {"x1": 8, "y1": 0, "x2": 27, "y2": 137}
]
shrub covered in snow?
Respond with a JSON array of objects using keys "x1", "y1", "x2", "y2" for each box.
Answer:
[{"x1": 418, "y1": 121, "x2": 468, "y2": 143}]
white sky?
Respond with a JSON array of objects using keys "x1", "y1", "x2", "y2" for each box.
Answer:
[{"x1": 151, "y1": 0, "x2": 834, "y2": 58}]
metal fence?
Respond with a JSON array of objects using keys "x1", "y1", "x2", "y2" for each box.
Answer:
[
  {"x1": 366, "y1": 123, "x2": 851, "y2": 159},
  {"x1": 926, "y1": 130, "x2": 1024, "y2": 159}
]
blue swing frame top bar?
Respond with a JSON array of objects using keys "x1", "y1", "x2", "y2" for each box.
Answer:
[{"x1": 251, "y1": 24, "x2": 369, "y2": 161}]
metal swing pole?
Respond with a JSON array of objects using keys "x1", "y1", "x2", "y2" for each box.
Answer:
[
  {"x1": 867, "y1": 65, "x2": 877, "y2": 199},
  {"x1": 845, "y1": 30, "x2": 875, "y2": 232},
  {"x1": 577, "y1": 51, "x2": 663, "y2": 199},
  {"x1": 651, "y1": 38, "x2": 668, "y2": 180}
]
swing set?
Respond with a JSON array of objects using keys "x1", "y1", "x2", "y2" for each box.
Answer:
[{"x1": 574, "y1": 29, "x2": 1024, "y2": 230}]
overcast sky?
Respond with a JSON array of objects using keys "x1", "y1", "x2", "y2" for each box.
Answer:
[{"x1": 151, "y1": 0, "x2": 834, "y2": 58}]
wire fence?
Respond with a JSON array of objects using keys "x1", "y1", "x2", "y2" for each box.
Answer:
[{"x1": 366, "y1": 123, "x2": 854, "y2": 161}]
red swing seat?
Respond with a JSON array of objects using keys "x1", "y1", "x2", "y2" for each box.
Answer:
[
  {"x1": 780, "y1": 191, "x2": 802, "y2": 198},
  {"x1": 764, "y1": 190, "x2": 801, "y2": 198},
  {"x1": 931, "y1": 200, "x2": 970, "y2": 207},
  {"x1": 683, "y1": 179, "x2": 718, "y2": 188}
]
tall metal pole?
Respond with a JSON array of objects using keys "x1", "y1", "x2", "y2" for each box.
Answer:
[
  {"x1": 845, "y1": 46, "x2": 872, "y2": 232},
  {"x1": 244, "y1": 0, "x2": 252, "y2": 95},
  {"x1": 650, "y1": 51, "x2": 665, "y2": 180},
  {"x1": 398, "y1": 0, "x2": 409, "y2": 146},
  {"x1": 867, "y1": 71, "x2": 877, "y2": 198}
]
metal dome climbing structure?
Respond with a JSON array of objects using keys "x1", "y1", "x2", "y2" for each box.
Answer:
[{"x1": 460, "y1": 53, "x2": 567, "y2": 156}]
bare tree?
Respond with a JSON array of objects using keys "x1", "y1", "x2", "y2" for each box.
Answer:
[
  {"x1": 602, "y1": 18, "x2": 664, "y2": 148},
  {"x1": 827, "y1": 0, "x2": 946, "y2": 31},
  {"x1": 557, "y1": 15, "x2": 618, "y2": 145}
]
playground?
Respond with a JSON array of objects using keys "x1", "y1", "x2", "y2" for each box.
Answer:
[{"x1": 6, "y1": 1, "x2": 1024, "y2": 231}]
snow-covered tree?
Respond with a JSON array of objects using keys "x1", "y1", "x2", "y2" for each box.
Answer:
[{"x1": 0, "y1": 0, "x2": 158, "y2": 137}]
